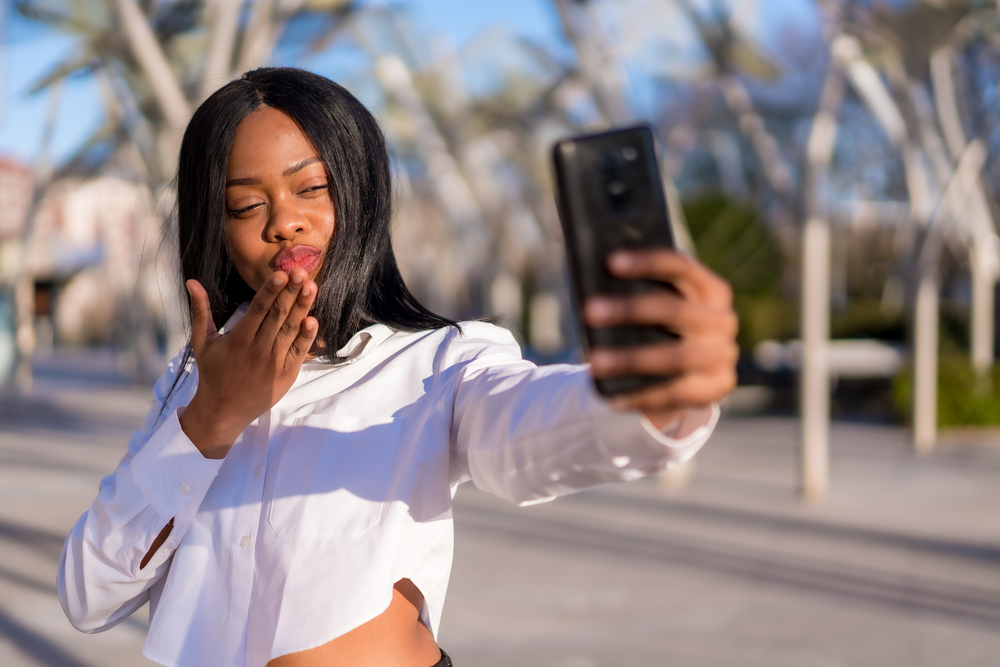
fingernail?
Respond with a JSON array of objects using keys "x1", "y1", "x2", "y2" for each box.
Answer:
[
  {"x1": 301, "y1": 284, "x2": 311, "y2": 297},
  {"x1": 590, "y1": 351, "x2": 615, "y2": 371},
  {"x1": 290, "y1": 271, "x2": 303, "y2": 285},
  {"x1": 587, "y1": 299, "x2": 615, "y2": 321},
  {"x1": 272, "y1": 273, "x2": 284, "y2": 286},
  {"x1": 609, "y1": 252, "x2": 635, "y2": 272}
]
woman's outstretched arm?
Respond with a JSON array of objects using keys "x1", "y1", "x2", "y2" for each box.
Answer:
[{"x1": 447, "y1": 250, "x2": 736, "y2": 505}]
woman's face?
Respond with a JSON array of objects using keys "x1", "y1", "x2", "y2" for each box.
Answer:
[{"x1": 225, "y1": 106, "x2": 336, "y2": 292}]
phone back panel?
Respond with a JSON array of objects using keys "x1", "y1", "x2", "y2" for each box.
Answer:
[{"x1": 552, "y1": 125, "x2": 677, "y2": 395}]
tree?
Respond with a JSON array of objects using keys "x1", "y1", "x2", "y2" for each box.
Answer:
[{"x1": 9, "y1": 0, "x2": 359, "y2": 383}]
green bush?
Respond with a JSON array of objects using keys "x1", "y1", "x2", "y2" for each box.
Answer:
[
  {"x1": 683, "y1": 192, "x2": 797, "y2": 349},
  {"x1": 831, "y1": 299, "x2": 905, "y2": 341},
  {"x1": 683, "y1": 192, "x2": 914, "y2": 354},
  {"x1": 683, "y1": 192, "x2": 779, "y2": 300},
  {"x1": 732, "y1": 295, "x2": 797, "y2": 351},
  {"x1": 893, "y1": 354, "x2": 1000, "y2": 427}
]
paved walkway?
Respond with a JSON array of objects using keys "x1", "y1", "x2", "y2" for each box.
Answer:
[{"x1": 1, "y1": 349, "x2": 998, "y2": 666}]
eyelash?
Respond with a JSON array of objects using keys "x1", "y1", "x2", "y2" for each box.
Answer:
[
  {"x1": 227, "y1": 204, "x2": 259, "y2": 218},
  {"x1": 226, "y1": 184, "x2": 329, "y2": 218}
]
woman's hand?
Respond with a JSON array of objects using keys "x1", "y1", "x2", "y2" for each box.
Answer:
[
  {"x1": 179, "y1": 267, "x2": 319, "y2": 458},
  {"x1": 583, "y1": 250, "x2": 739, "y2": 430}
]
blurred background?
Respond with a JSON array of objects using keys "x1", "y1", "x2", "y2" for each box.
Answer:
[{"x1": 0, "y1": 1, "x2": 998, "y2": 666}]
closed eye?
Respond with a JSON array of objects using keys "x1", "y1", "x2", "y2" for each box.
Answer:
[
  {"x1": 300, "y1": 184, "x2": 329, "y2": 195},
  {"x1": 227, "y1": 203, "x2": 263, "y2": 218}
]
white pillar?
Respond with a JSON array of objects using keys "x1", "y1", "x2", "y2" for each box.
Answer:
[
  {"x1": 801, "y1": 217, "x2": 830, "y2": 501},
  {"x1": 913, "y1": 271, "x2": 939, "y2": 453},
  {"x1": 970, "y1": 249, "x2": 996, "y2": 381},
  {"x1": 13, "y1": 273, "x2": 34, "y2": 393}
]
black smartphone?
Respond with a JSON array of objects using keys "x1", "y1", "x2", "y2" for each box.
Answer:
[{"x1": 552, "y1": 124, "x2": 677, "y2": 396}]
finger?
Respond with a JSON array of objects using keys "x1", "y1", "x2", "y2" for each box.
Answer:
[
  {"x1": 186, "y1": 280, "x2": 218, "y2": 357},
  {"x1": 274, "y1": 275, "x2": 318, "y2": 358},
  {"x1": 286, "y1": 316, "x2": 319, "y2": 367},
  {"x1": 584, "y1": 292, "x2": 738, "y2": 337},
  {"x1": 240, "y1": 271, "x2": 289, "y2": 338},
  {"x1": 589, "y1": 338, "x2": 739, "y2": 379},
  {"x1": 609, "y1": 370, "x2": 737, "y2": 413},
  {"x1": 257, "y1": 268, "x2": 310, "y2": 349},
  {"x1": 607, "y1": 251, "x2": 733, "y2": 307}
]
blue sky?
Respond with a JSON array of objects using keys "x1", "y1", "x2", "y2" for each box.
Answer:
[{"x1": 0, "y1": 0, "x2": 817, "y2": 168}]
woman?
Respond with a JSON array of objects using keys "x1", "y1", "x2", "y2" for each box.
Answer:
[{"x1": 58, "y1": 68, "x2": 737, "y2": 667}]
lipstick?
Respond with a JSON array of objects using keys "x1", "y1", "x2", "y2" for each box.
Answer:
[{"x1": 272, "y1": 245, "x2": 322, "y2": 275}]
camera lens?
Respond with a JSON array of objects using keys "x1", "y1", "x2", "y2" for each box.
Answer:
[
  {"x1": 601, "y1": 152, "x2": 624, "y2": 170},
  {"x1": 621, "y1": 146, "x2": 637, "y2": 161},
  {"x1": 606, "y1": 180, "x2": 627, "y2": 196}
]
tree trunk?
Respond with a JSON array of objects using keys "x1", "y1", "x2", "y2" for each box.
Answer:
[
  {"x1": 114, "y1": 0, "x2": 191, "y2": 176},
  {"x1": 930, "y1": 48, "x2": 999, "y2": 378},
  {"x1": 199, "y1": 0, "x2": 242, "y2": 102},
  {"x1": 834, "y1": 34, "x2": 947, "y2": 450},
  {"x1": 371, "y1": 54, "x2": 489, "y2": 314},
  {"x1": 10, "y1": 82, "x2": 61, "y2": 392},
  {"x1": 718, "y1": 75, "x2": 794, "y2": 198},
  {"x1": 552, "y1": 0, "x2": 630, "y2": 126}
]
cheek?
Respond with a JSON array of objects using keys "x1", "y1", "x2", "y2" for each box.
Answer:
[
  {"x1": 310, "y1": 201, "x2": 337, "y2": 242},
  {"x1": 226, "y1": 223, "x2": 266, "y2": 290}
]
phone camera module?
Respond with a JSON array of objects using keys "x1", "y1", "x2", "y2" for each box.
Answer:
[
  {"x1": 606, "y1": 180, "x2": 627, "y2": 196},
  {"x1": 600, "y1": 152, "x2": 625, "y2": 170},
  {"x1": 621, "y1": 146, "x2": 637, "y2": 161}
]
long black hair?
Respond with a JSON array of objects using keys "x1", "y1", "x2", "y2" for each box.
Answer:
[{"x1": 164, "y1": 67, "x2": 456, "y2": 410}]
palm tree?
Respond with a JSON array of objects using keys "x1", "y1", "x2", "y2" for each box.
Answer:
[{"x1": 8, "y1": 0, "x2": 360, "y2": 383}]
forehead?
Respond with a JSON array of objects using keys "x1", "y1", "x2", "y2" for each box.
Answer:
[{"x1": 227, "y1": 107, "x2": 319, "y2": 176}]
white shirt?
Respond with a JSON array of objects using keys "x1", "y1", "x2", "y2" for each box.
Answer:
[{"x1": 58, "y1": 314, "x2": 718, "y2": 667}]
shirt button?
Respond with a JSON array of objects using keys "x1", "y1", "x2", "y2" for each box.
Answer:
[
  {"x1": 178, "y1": 484, "x2": 190, "y2": 496},
  {"x1": 254, "y1": 465, "x2": 261, "y2": 477},
  {"x1": 240, "y1": 536, "x2": 250, "y2": 548}
]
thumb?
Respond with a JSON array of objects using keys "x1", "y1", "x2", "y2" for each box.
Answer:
[{"x1": 186, "y1": 279, "x2": 217, "y2": 356}]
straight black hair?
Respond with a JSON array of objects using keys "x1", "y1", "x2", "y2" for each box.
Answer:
[{"x1": 163, "y1": 67, "x2": 456, "y2": 411}]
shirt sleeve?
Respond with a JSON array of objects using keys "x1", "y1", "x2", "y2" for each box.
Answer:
[
  {"x1": 445, "y1": 323, "x2": 719, "y2": 506},
  {"x1": 57, "y1": 348, "x2": 222, "y2": 633}
]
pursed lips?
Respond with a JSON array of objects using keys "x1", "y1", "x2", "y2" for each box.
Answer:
[{"x1": 272, "y1": 245, "x2": 322, "y2": 275}]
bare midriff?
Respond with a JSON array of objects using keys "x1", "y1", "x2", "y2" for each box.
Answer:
[{"x1": 266, "y1": 579, "x2": 440, "y2": 667}]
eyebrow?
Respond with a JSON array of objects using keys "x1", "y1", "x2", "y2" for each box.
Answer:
[{"x1": 225, "y1": 157, "x2": 323, "y2": 188}]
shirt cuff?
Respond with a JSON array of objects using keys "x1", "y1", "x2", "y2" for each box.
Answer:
[
  {"x1": 639, "y1": 403, "x2": 720, "y2": 452},
  {"x1": 129, "y1": 408, "x2": 222, "y2": 524}
]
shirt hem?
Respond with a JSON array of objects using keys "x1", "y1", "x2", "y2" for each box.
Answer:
[
  {"x1": 140, "y1": 649, "x2": 177, "y2": 667},
  {"x1": 264, "y1": 587, "x2": 395, "y2": 665}
]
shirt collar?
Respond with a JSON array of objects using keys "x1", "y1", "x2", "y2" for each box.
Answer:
[
  {"x1": 220, "y1": 303, "x2": 395, "y2": 367},
  {"x1": 323, "y1": 323, "x2": 395, "y2": 364}
]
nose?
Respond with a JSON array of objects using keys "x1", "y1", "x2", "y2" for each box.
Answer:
[{"x1": 265, "y1": 199, "x2": 308, "y2": 242}]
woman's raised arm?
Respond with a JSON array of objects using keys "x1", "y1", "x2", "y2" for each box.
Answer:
[
  {"x1": 59, "y1": 266, "x2": 318, "y2": 632},
  {"x1": 57, "y1": 349, "x2": 220, "y2": 632},
  {"x1": 179, "y1": 267, "x2": 318, "y2": 458}
]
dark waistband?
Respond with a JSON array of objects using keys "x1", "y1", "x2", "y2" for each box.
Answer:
[{"x1": 431, "y1": 649, "x2": 453, "y2": 667}]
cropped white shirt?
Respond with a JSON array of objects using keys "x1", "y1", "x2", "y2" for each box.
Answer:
[{"x1": 58, "y1": 314, "x2": 718, "y2": 667}]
